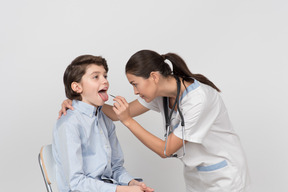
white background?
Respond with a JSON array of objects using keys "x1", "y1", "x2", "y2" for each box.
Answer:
[{"x1": 0, "y1": 0, "x2": 287, "y2": 191}]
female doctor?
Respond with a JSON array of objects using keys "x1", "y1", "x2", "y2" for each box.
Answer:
[{"x1": 60, "y1": 50, "x2": 250, "y2": 192}]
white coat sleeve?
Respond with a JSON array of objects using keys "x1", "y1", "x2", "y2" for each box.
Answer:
[
  {"x1": 173, "y1": 93, "x2": 220, "y2": 143},
  {"x1": 137, "y1": 96, "x2": 162, "y2": 112}
]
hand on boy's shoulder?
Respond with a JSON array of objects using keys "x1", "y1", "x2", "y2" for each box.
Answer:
[{"x1": 58, "y1": 99, "x2": 74, "y2": 119}]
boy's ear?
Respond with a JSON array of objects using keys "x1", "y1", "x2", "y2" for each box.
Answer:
[{"x1": 71, "y1": 82, "x2": 82, "y2": 94}]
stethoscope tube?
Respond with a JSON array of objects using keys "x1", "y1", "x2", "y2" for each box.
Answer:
[{"x1": 164, "y1": 76, "x2": 185, "y2": 158}]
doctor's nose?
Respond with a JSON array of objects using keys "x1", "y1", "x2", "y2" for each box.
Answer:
[{"x1": 133, "y1": 87, "x2": 139, "y2": 95}]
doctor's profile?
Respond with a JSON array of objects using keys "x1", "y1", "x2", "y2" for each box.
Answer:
[
  {"x1": 52, "y1": 54, "x2": 154, "y2": 192},
  {"x1": 60, "y1": 50, "x2": 250, "y2": 192}
]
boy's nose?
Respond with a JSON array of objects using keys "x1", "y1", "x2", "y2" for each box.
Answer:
[{"x1": 102, "y1": 77, "x2": 108, "y2": 84}]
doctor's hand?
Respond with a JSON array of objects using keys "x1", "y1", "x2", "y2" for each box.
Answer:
[
  {"x1": 112, "y1": 96, "x2": 133, "y2": 126},
  {"x1": 58, "y1": 99, "x2": 73, "y2": 119}
]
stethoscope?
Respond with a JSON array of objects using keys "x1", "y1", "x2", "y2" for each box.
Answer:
[{"x1": 163, "y1": 76, "x2": 186, "y2": 158}]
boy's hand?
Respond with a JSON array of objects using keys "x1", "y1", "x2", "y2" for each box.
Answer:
[
  {"x1": 137, "y1": 183, "x2": 154, "y2": 192},
  {"x1": 58, "y1": 99, "x2": 73, "y2": 119},
  {"x1": 129, "y1": 179, "x2": 154, "y2": 192}
]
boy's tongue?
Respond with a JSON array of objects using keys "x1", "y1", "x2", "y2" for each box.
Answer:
[{"x1": 99, "y1": 91, "x2": 108, "y2": 101}]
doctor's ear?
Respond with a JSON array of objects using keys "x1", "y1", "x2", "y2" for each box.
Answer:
[
  {"x1": 71, "y1": 82, "x2": 82, "y2": 94},
  {"x1": 149, "y1": 71, "x2": 160, "y2": 83}
]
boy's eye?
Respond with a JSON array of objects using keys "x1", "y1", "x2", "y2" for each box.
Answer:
[
  {"x1": 104, "y1": 75, "x2": 108, "y2": 79},
  {"x1": 93, "y1": 76, "x2": 98, "y2": 79}
]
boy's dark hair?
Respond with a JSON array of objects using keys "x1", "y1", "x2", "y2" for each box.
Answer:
[{"x1": 63, "y1": 55, "x2": 108, "y2": 101}]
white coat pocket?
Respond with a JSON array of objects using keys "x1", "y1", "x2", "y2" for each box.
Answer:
[{"x1": 197, "y1": 160, "x2": 235, "y2": 191}]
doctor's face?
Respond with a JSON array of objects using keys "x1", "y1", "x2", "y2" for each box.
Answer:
[{"x1": 126, "y1": 73, "x2": 157, "y2": 103}]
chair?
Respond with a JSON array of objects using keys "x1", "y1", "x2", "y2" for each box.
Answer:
[{"x1": 38, "y1": 144, "x2": 58, "y2": 192}]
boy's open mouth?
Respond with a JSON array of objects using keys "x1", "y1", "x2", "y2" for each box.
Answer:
[{"x1": 98, "y1": 89, "x2": 108, "y2": 101}]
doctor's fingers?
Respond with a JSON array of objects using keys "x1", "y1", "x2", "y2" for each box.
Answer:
[
  {"x1": 112, "y1": 105, "x2": 126, "y2": 118},
  {"x1": 58, "y1": 99, "x2": 73, "y2": 118},
  {"x1": 113, "y1": 97, "x2": 129, "y2": 108},
  {"x1": 113, "y1": 100, "x2": 128, "y2": 111},
  {"x1": 112, "y1": 105, "x2": 120, "y2": 115},
  {"x1": 114, "y1": 96, "x2": 129, "y2": 107}
]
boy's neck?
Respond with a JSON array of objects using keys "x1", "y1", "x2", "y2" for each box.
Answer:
[{"x1": 74, "y1": 100, "x2": 102, "y2": 116}]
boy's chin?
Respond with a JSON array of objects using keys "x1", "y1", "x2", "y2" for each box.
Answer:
[
  {"x1": 96, "y1": 101, "x2": 105, "y2": 107},
  {"x1": 88, "y1": 100, "x2": 106, "y2": 108},
  {"x1": 99, "y1": 98, "x2": 108, "y2": 105}
]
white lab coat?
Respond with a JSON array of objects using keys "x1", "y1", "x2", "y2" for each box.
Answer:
[{"x1": 138, "y1": 80, "x2": 250, "y2": 192}]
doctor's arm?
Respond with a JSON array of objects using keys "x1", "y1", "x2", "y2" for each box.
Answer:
[
  {"x1": 58, "y1": 99, "x2": 149, "y2": 121},
  {"x1": 112, "y1": 96, "x2": 185, "y2": 158},
  {"x1": 102, "y1": 99, "x2": 149, "y2": 121}
]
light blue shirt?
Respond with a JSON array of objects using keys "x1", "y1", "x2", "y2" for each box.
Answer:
[{"x1": 52, "y1": 100, "x2": 134, "y2": 192}]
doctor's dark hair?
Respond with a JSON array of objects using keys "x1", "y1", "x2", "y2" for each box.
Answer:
[
  {"x1": 63, "y1": 55, "x2": 108, "y2": 101},
  {"x1": 125, "y1": 50, "x2": 220, "y2": 92}
]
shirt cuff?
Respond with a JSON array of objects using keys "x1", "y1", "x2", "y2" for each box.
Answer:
[{"x1": 118, "y1": 173, "x2": 135, "y2": 185}]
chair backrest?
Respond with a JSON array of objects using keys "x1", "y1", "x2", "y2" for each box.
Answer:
[{"x1": 39, "y1": 144, "x2": 58, "y2": 192}]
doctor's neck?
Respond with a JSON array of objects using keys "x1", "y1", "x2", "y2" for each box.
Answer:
[{"x1": 158, "y1": 76, "x2": 185, "y2": 99}]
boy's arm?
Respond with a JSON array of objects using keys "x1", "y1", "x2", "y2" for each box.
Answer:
[
  {"x1": 108, "y1": 122, "x2": 134, "y2": 185},
  {"x1": 56, "y1": 121, "x2": 117, "y2": 192},
  {"x1": 108, "y1": 122, "x2": 154, "y2": 192}
]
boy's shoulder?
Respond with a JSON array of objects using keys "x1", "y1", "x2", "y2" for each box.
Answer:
[
  {"x1": 59, "y1": 108, "x2": 79, "y2": 120},
  {"x1": 56, "y1": 109, "x2": 81, "y2": 128}
]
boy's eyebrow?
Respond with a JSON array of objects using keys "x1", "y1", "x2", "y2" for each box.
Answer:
[{"x1": 90, "y1": 71, "x2": 107, "y2": 75}]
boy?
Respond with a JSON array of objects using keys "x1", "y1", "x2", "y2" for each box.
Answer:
[{"x1": 52, "y1": 55, "x2": 153, "y2": 192}]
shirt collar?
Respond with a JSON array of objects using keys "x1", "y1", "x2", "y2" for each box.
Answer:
[
  {"x1": 180, "y1": 79, "x2": 200, "y2": 101},
  {"x1": 72, "y1": 100, "x2": 102, "y2": 117}
]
